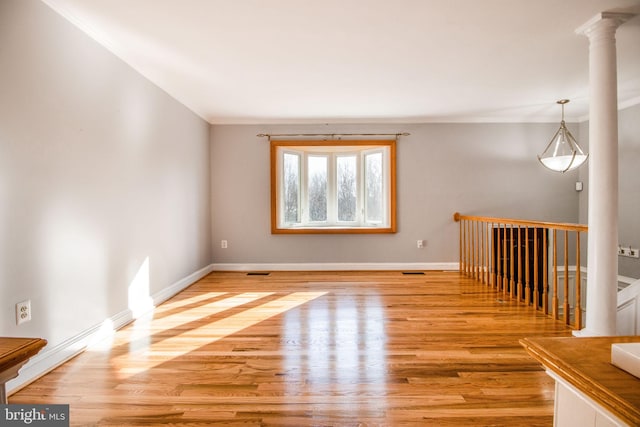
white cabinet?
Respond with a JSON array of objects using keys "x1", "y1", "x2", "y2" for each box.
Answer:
[{"x1": 550, "y1": 372, "x2": 628, "y2": 427}]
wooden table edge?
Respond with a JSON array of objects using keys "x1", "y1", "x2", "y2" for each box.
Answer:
[{"x1": 520, "y1": 337, "x2": 640, "y2": 427}]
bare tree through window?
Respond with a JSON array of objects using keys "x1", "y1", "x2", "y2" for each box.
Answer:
[
  {"x1": 283, "y1": 153, "x2": 300, "y2": 223},
  {"x1": 308, "y1": 156, "x2": 327, "y2": 221},
  {"x1": 365, "y1": 152, "x2": 383, "y2": 223},
  {"x1": 337, "y1": 156, "x2": 357, "y2": 221}
]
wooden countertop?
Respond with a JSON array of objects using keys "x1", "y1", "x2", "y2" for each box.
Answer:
[
  {"x1": 520, "y1": 336, "x2": 640, "y2": 426},
  {"x1": 0, "y1": 337, "x2": 47, "y2": 374}
]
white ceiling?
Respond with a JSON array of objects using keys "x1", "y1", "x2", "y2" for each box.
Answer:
[{"x1": 43, "y1": 0, "x2": 640, "y2": 124}]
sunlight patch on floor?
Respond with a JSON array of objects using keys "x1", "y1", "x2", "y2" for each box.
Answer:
[{"x1": 114, "y1": 291, "x2": 327, "y2": 377}]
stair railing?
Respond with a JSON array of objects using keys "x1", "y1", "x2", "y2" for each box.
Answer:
[{"x1": 453, "y1": 212, "x2": 588, "y2": 330}]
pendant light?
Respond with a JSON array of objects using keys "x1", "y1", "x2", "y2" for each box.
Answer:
[{"x1": 538, "y1": 99, "x2": 588, "y2": 173}]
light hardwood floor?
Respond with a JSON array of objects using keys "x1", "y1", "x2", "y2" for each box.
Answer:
[{"x1": 11, "y1": 271, "x2": 573, "y2": 426}]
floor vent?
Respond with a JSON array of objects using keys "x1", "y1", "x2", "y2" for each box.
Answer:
[
  {"x1": 247, "y1": 272, "x2": 270, "y2": 276},
  {"x1": 402, "y1": 271, "x2": 425, "y2": 275}
]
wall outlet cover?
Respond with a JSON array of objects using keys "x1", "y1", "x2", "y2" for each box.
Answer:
[{"x1": 16, "y1": 300, "x2": 31, "y2": 325}]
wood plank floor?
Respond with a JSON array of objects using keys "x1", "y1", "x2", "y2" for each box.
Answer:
[{"x1": 11, "y1": 271, "x2": 573, "y2": 426}]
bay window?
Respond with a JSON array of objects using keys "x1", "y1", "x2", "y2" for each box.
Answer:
[{"x1": 271, "y1": 140, "x2": 396, "y2": 234}]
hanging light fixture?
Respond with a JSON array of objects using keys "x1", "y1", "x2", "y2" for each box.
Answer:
[{"x1": 538, "y1": 99, "x2": 588, "y2": 173}]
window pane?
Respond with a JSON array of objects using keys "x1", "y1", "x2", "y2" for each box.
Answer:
[
  {"x1": 337, "y1": 156, "x2": 357, "y2": 221},
  {"x1": 365, "y1": 152, "x2": 383, "y2": 223},
  {"x1": 283, "y1": 153, "x2": 300, "y2": 223},
  {"x1": 308, "y1": 156, "x2": 327, "y2": 221}
]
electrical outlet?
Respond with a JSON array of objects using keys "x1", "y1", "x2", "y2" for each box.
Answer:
[
  {"x1": 618, "y1": 246, "x2": 639, "y2": 258},
  {"x1": 221, "y1": 240, "x2": 228, "y2": 249},
  {"x1": 417, "y1": 240, "x2": 424, "y2": 248},
  {"x1": 16, "y1": 300, "x2": 31, "y2": 325}
]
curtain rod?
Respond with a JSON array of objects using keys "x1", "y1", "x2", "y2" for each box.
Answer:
[{"x1": 257, "y1": 132, "x2": 410, "y2": 140}]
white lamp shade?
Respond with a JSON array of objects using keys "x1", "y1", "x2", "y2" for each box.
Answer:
[
  {"x1": 539, "y1": 154, "x2": 588, "y2": 172},
  {"x1": 538, "y1": 121, "x2": 588, "y2": 173}
]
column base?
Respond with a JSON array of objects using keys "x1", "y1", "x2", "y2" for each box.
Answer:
[{"x1": 573, "y1": 328, "x2": 611, "y2": 337}]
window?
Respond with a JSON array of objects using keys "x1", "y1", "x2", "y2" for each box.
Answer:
[{"x1": 271, "y1": 140, "x2": 396, "y2": 234}]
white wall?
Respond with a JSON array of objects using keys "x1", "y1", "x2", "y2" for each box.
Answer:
[
  {"x1": 0, "y1": 0, "x2": 211, "y2": 356},
  {"x1": 210, "y1": 122, "x2": 581, "y2": 267}
]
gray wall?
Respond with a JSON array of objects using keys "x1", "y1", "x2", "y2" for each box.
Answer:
[
  {"x1": 211, "y1": 122, "x2": 582, "y2": 265},
  {"x1": 578, "y1": 103, "x2": 640, "y2": 279},
  {"x1": 0, "y1": 0, "x2": 212, "y2": 347},
  {"x1": 618, "y1": 104, "x2": 640, "y2": 279}
]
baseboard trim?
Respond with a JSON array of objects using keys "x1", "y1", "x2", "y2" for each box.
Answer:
[
  {"x1": 211, "y1": 262, "x2": 459, "y2": 272},
  {"x1": 152, "y1": 263, "x2": 215, "y2": 306},
  {"x1": 7, "y1": 263, "x2": 215, "y2": 396}
]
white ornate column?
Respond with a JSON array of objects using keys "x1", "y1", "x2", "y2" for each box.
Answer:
[{"x1": 576, "y1": 12, "x2": 634, "y2": 336}]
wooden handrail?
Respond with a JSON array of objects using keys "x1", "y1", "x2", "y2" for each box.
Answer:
[
  {"x1": 454, "y1": 212, "x2": 587, "y2": 330},
  {"x1": 453, "y1": 212, "x2": 588, "y2": 232}
]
